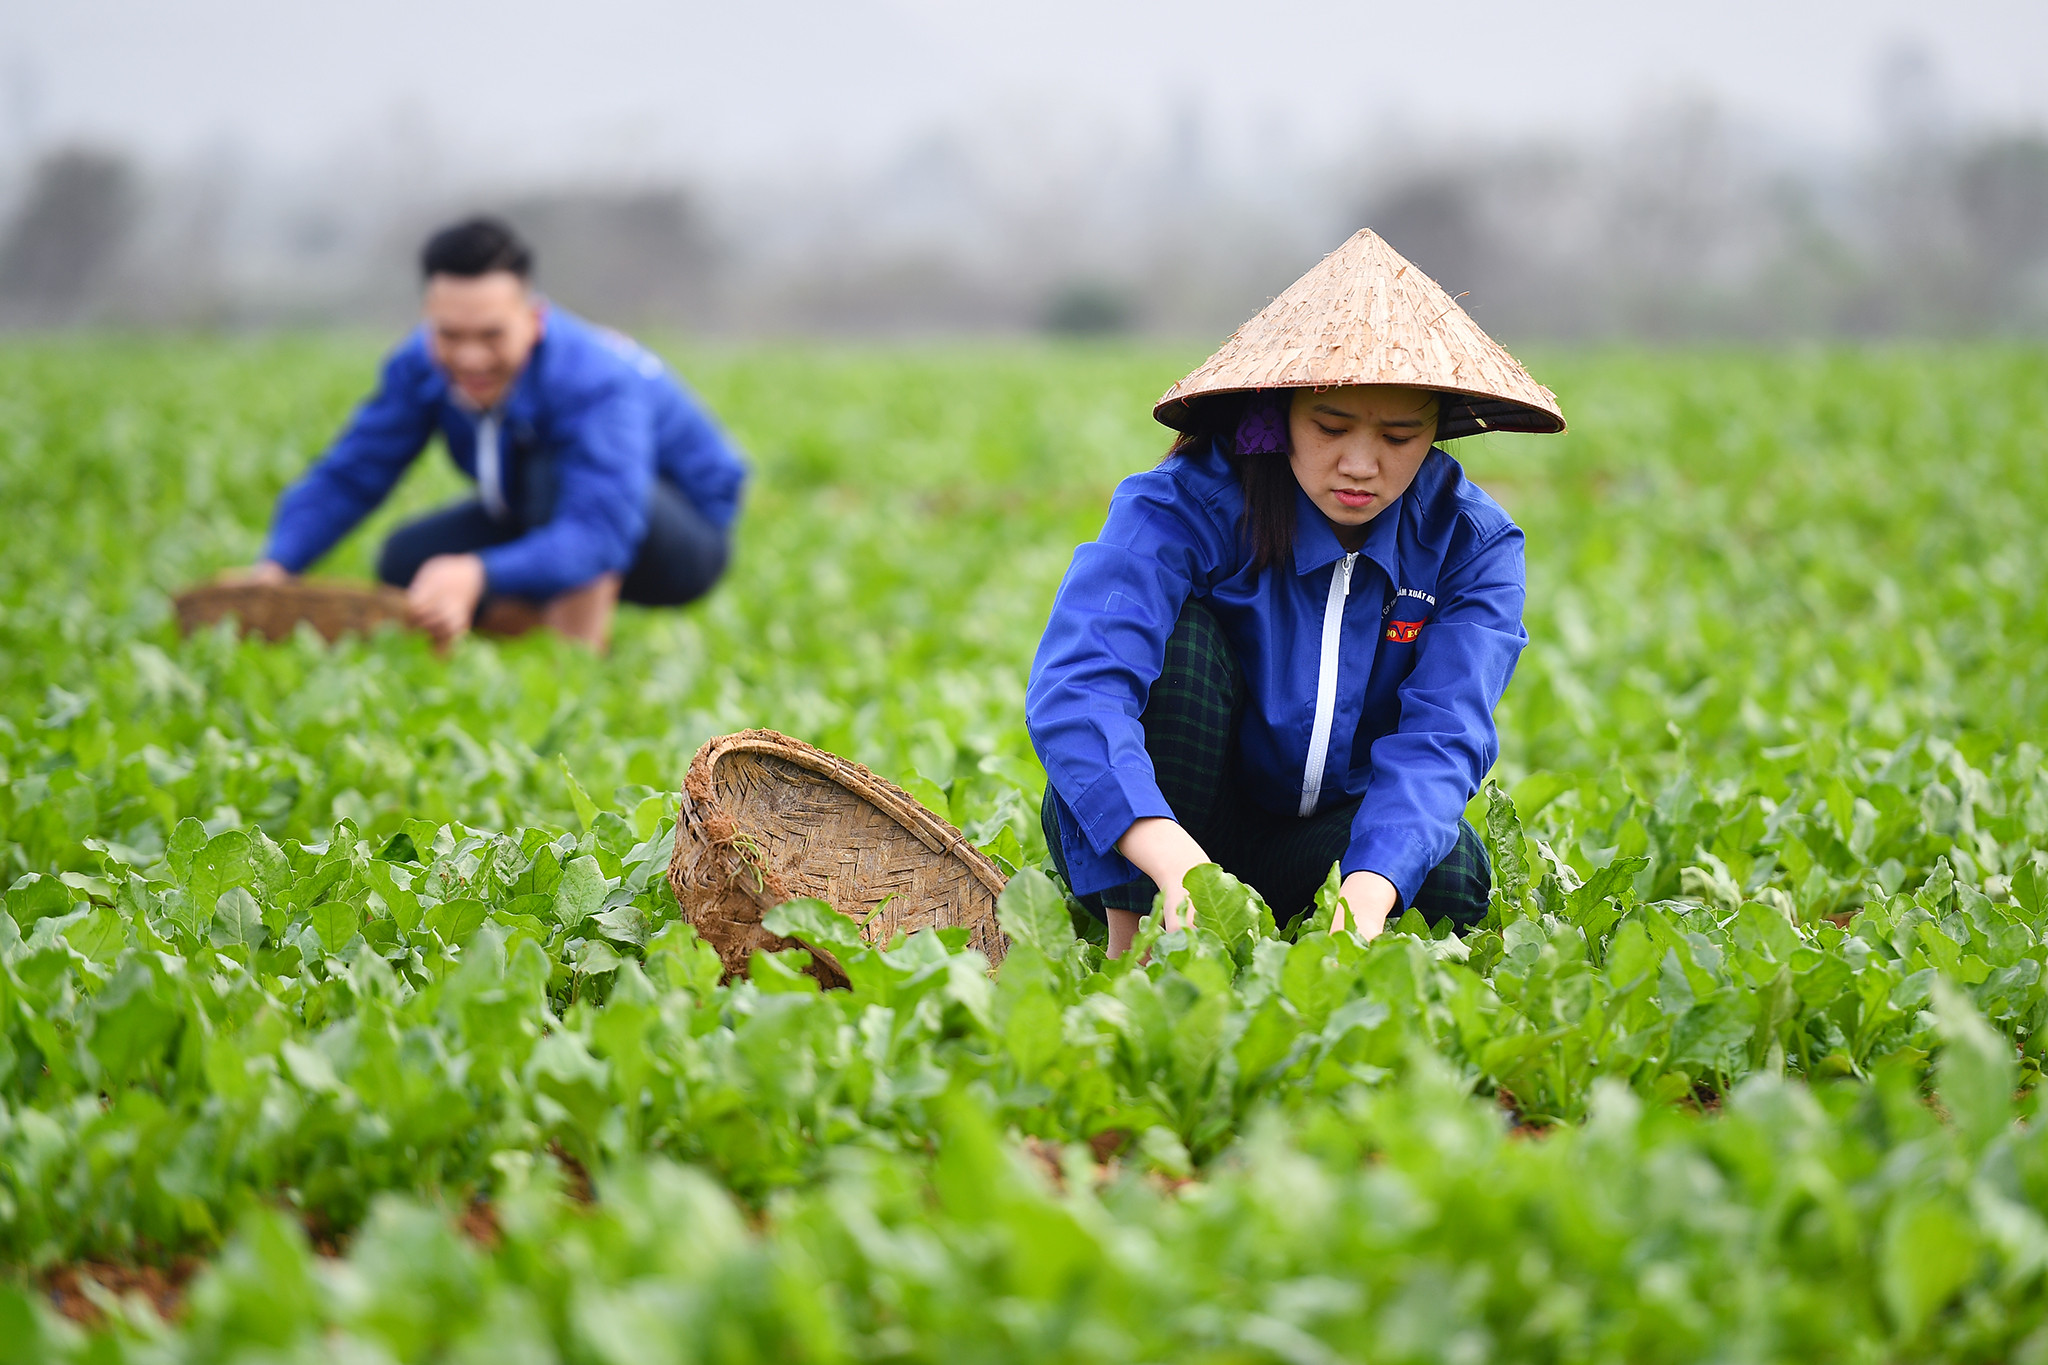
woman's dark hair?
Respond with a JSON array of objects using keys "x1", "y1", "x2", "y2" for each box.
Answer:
[
  {"x1": 1168, "y1": 387, "x2": 1441, "y2": 572},
  {"x1": 420, "y1": 216, "x2": 533, "y2": 281},
  {"x1": 1166, "y1": 393, "x2": 1298, "y2": 573}
]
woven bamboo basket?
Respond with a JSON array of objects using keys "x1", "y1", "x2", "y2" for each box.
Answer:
[
  {"x1": 668, "y1": 728, "x2": 1009, "y2": 984},
  {"x1": 174, "y1": 578, "x2": 414, "y2": 643}
]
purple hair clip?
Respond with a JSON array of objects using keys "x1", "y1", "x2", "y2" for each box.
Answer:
[{"x1": 1234, "y1": 392, "x2": 1291, "y2": 456}]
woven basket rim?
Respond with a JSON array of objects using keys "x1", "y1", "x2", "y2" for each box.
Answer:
[
  {"x1": 176, "y1": 577, "x2": 410, "y2": 609},
  {"x1": 681, "y1": 728, "x2": 1008, "y2": 902}
]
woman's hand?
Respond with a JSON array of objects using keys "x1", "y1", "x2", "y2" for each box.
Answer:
[
  {"x1": 1110, "y1": 817, "x2": 1213, "y2": 956},
  {"x1": 1332, "y1": 869, "x2": 1399, "y2": 939}
]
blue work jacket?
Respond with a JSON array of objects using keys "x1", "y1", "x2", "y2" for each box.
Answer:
[
  {"x1": 1026, "y1": 439, "x2": 1527, "y2": 908},
  {"x1": 263, "y1": 308, "x2": 748, "y2": 599}
]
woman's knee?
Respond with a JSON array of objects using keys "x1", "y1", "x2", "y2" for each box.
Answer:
[
  {"x1": 1410, "y1": 818, "x2": 1492, "y2": 931},
  {"x1": 1140, "y1": 597, "x2": 1244, "y2": 829},
  {"x1": 1156, "y1": 598, "x2": 1242, "y2": 705}
]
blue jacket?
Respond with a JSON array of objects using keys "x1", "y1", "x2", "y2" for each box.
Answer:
[
  {"x1": 264, "y1": 309, "x2": 748, "y2": 599},
  {"x1": 1026, "y1": 440, "x2": 1527, "y2": 907}
]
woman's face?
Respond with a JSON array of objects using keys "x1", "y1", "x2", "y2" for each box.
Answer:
[{"x1": 1287, "y1": 385, "x2": 1439, "y2": 534}]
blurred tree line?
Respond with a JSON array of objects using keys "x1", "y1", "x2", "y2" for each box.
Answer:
[{"x1": 2, "y1": 113, "x2": 2045, "y2": 340}]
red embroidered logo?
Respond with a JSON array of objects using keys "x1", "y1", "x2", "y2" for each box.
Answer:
[{"x1": 1384, "y1": 618, "x2": 1427, "y2": 643}]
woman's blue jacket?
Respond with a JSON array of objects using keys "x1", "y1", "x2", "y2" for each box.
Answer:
[
  {"x1": 262, "y1": 309, "x2": 747, "y2": 599},
  {"x1": 1026, "y1": 438, "x2": 1527, "y2": 908}
]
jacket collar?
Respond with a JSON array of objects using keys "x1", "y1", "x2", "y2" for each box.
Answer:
[{"x1": 1291, "y1": 480, "x2": 1404, "y2": 585}]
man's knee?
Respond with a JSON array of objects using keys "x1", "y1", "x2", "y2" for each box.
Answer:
[
  {"x1": 377, "y1": 502, "x2": 503, "y2": 589},
  {"x1": 376, "y1": 529, "x2": 428, "y2": 589},
  {"x1": 622, "y1": 489, "x2": 730, "y2": 606}
]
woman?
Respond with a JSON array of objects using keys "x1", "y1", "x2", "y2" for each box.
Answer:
[{"x1": 1027, "y1": 229, "x2": 1566, "y2": 955}]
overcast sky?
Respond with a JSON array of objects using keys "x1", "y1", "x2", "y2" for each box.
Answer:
[{"x1": 7, "y1": 0, "x2": 2047, "y2": 180}]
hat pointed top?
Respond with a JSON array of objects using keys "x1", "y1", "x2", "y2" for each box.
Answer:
[{"x1": 1154, "y1": 228, "x2": 1565, "y2": 440}]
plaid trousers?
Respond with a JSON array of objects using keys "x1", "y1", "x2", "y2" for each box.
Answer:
[{"x1": 1042, "y1": 597, "x2": 1491, "y2": 931}]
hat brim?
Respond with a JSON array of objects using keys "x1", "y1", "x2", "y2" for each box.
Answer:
[{"x1": 1153, "y1": 385, "x2": 1567, "y2": 441}]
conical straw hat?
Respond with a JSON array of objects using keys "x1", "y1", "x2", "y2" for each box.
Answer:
[{"x1": 1154, "y1": 228, "x2": 1565, "y2": 440}]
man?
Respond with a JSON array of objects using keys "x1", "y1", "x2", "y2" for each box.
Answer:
[{"x1": 251, "y1": 216, "x2": 747, "y2": 649}]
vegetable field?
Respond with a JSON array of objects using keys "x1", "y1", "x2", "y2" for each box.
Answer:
[{"x1": 4, "y1": 339, "x2": 2048, "y2": 1362}]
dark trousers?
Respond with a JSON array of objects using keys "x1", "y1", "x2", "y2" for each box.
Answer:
[
  {"x1": 377, "y1": 477, "x2": 727, "y2": 607},
  {"x1": 1042, "y1": 599, "x2": 1491, "y2": 930}
]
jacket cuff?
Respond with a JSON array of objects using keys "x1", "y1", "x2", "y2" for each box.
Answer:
[
  {"x1": 263, "y1": 534, "x2": 315, "y2": 575},
  {"x1": 1067, "y1": 765, "x2": 1175, "y2": 858},
  {"x1": 1044, "y1": 790, "x2": 1138, "y2": 899},
  {"x1": 1342, "y1": 825, "x2": 1440, "y2": 910},
  {"x1": 476, "y1": 544, "x2": 551, "y2": 601}
]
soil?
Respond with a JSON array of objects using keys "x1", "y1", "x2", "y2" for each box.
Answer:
[{"x1": 41, "y1": 1257, "x2": 201, "y2": 1328}]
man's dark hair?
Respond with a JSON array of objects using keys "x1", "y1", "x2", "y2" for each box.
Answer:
[{"x1": 420, "y1": 217, "x2": 533, "y2": 281}]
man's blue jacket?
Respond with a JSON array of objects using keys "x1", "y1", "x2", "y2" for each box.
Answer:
[
  {"x1": 264, "y1": 308, "x2": 747, "y2": 599},
  {"x1": 1026, "y1": 439, "x2": 1527, "y2": 909}
]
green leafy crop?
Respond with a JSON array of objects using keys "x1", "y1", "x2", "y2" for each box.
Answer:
[{"x1": 3, "y1": 340, "x2": 2048, "y2": 1360}]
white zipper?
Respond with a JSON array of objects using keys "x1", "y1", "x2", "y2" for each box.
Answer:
[
  {"x1": 477, "y1": 411, "x2": 508, "y2": 520},
  {"x1": 1299, "y1": 551, "x2": 1357, "y2": 816}
]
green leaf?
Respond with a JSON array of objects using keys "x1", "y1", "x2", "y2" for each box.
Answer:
[
  {"x1": 763, "y1": 897, "x2": 868, "y2": 958},
  {"x1": 1567, "y1": 855, "x2": 1649, "y2": 931},
  {"x1": 1184, "y1": 863, "x2": 1265, "y2": 954},
  {"x1": 212, "y1": 886, "x2": 266, "y2": 949},
  {"x1": 1137, "y1": 1127, "x2": 1192, "y2": 1179},
  {"x1": 1932, "y1": 976, "x2": 2016, "y2": 1152},
  {"x1": 901, "y1": 773, "x2": 952, "y2": 820},
  {"x1": 553, "y1": 855, "x2": 609, "y2": 930},
  {"x1": 0, "y1": 1282, "x2": 58, "y2": 1365},
  {"x1": 1881, "y1": 1197, "x2": 1980, "y2": 1336},
  {"x1": 185, "y1": 829, "x2": 256, "y2": 913},
  {"x1": 1304, "y1": 864, "x2": 1345, "y2": 935},
  {"x1": 996, "y1": 867, "x2": 1075, "y2": 958},
  {"x1": 166, "y1": 816, "x2": 206, "y2": 883},
  {"x1": 630, "y1": 793, "x2": 670, "y2": 841},
  {"x1": 1511, "y1": 770, "x2": 1573, "y2": 820},
  {"x1": 590, "y1": 900, "x2": 650, "y2": 949},
  {"x1": 310, "y1": 898, "x2": 362, "y2": 954},
  {"x1": 89, "y1": 958, "x2": 182, "y2": 1085},
  {"x1": 646, "y1": 922, "x2": 723, "y2": 996},
  {"x1": 161, "y1": 887, "x2": 211, "y2": 943},
  {"x1": 1233, "y1": 997, "x2": 1298, "y2": 1080},
  {"x1": 560, "y1": 756, "x2": 600, "y2": 832},
  {"x1": 63, "y1": 903, "x2": 127, "y2": 964},
  {"x1": 281, "y1": 1040, "x2": 345, "y2": 1095},
  {"x1": 423, "y1": 896, "x2": 488, "y2": 945},
  {"x1": 526, "y1": 1030, "x2": 612, "y2": 1141},
  {"x1": 2012, "y1": 853, "x2": 2047, "y2": 919},
  {"x1": 1003, "y1": 986, "x2": 1064, "y2": 1079},
  {"x1": 1484, "y1": 783, "x2": 1532, "y2": 915},
  {"x1": 976, "y1": 824, "x2": 1026, "y2": 876},
  {"x1": 362, "y1": 858, "x2": 422, "y2": 932},
  {"x1": 378, "y1": 830, "x2": 420, "y2": 863},
  {"x1": 5, "y1": 872, "x2": 75, "y2": 928},
  {"x1": 571, "y1": 939, "x2": 625, "y2": 977}
]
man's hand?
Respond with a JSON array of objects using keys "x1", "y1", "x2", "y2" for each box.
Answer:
[
  {"x1": 405, "y1": 553, "x2": 487, "y2": 645},
  {"x1": 232, "y1": 560, "x2": 292, "y2": 585},
  {"x1": 1332, "y1": 869, "x2": 1399, "y2": 940}
]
